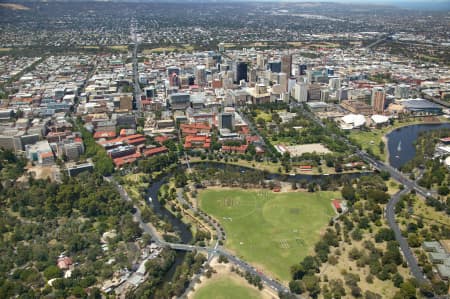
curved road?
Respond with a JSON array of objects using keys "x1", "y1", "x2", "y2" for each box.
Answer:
[{"x1": 386, "y1": 188, "x2": 426, "y2": 283}]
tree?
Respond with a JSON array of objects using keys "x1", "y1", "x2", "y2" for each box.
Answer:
[
  {"x1": 407, "y1": 234, "x2": 421, "y2": 248},
  {"x1": 88, "y1": 287, "x2": 102, "y2": 299},
  {"x1": 289, "y1": 280, "x2": 305, "y2": 294},
  {"x1": 301, "y1": 256, "x2": 319, "y2": 274},
  {"x1": 392, "y1": 273, "x2": 404, "y2": 288},
  {"x1": 329, "y1": 279, "x2": 346, "y2": 298},
  {"x1": 43, "y1": 265, "x2": 63, "y2": 280},
  {"x1": 365, "y1": 290, "x2": 382, "y2": 299},
  {"x1": 218, "y1": 254, "x2": 228, "y2": 263},
  {"x1": 351, "y1": 285, "x2": 362, "y2": 298},
  {"x1": 379, "y1": 170, "x2": 390, "y2": 181},
  {"x1": 256, "y1": 117, "x2": 266, "y2": 127},
  {"x1": 351, "y1": 229, "x2": 363, "y2": 241},
  {"x1": 302, "y1": 275, "x2": 320, "y2": 298},
  {"x1": 375, "y1": 228, "x2": 395, "y2": 243},
  {"x1": 291, "y1": 264, "x2": 306, "y2": 280},
  {"x1": 394, "y1": 280, "x2": 417, "y2": 299},
  {"x1": 437, "y1": 185, "x2": 449, "y2": 196},
  {"x1": 341, "y1": 184, "x2": 356, "y2": 203}
]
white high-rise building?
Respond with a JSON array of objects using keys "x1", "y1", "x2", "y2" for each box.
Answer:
[
  {"x1": 293, "y1": 82, "x2": 308, "y2": 102},
  {"x1": 329, "y1": 77, "x2": 341, "y2": 91},
  {"x1": 278, "y1": 73, "x2": 287, "y2": 93},
  {"x1": 256, "y1": 54, "x2": 266, "y2": 70}
]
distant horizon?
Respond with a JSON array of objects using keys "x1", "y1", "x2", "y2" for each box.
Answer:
[{"x1": 5, "y1": 0, "x2": 449, "y2": 11}]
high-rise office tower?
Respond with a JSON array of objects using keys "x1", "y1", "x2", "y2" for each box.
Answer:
[
  {"x1": 195, "y1": 65, "x2": 207, "y2": 86},
  {"x1": 281, "y1": 54, "x2": 292, "y2": 76},
  {"x1": 394, "y1": 84, "x2": 410, "y2": 99},
  {"x1": 278, "y1": 73, "x2": 288, "y2": 92},
  {"x1": 219, "y1": 112, "x2": 235, "y2": 131},
  {"x1": 309, "y1": 83, "x2": 322, "y2": 101},
  {"x1": 371, "y1": 87, "x2": 386, "y2": 113},
  {"x1": 268, "y1": 61, "x2": 282, "y2": 73},
  {"x1": 167, "y1": 66, "x2": 180, "y2": 77},
  {"x1": 329, "y1": 77, "x2": 341, "y2": 91},
  {"x1": 293, "y1": 82, "x2": 308, "y2": 102},
  {"x1": 256, "y1": 54, "x2": 266, "y2": 70},
  {"x1": 144, "y1": 86, "x2": 156, "y2": 98},
  {"x1": 298, "y1": 64, "x2": 307, "y2": 76},
  {"x1": 232, "y1": 61, "x2": 248, "y2": 84},
  {"x1": 169, "y1": 73, "x2": 180, "y2": 87}
]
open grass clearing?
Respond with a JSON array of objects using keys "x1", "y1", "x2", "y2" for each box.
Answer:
[{"x1": 192, "y1": 276, "x2": 262, "y2": 299}]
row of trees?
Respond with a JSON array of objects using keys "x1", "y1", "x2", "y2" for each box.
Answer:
[{"x1": 77, "y1": 119, "x2": 114, "y2": 176}]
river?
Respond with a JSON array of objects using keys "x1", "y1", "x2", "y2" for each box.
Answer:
[
  {"x1": 386, "y1": 123, "x2": 450, "y2": 169},
  {"x1": 145, "y1": 175, "x2": 193, "y2": 290}
]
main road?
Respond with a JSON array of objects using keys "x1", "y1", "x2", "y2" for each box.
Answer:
[
  {"x1": 130, "y1": 21, "x2": 142, "y2": 115},
  {"x1": 386, "y1": 187, "x2": 426, "y2": 283}
]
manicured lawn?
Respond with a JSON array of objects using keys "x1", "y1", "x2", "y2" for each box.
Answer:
[
  {"x1": 193, "y1": 276, "x2": 262, "y2": 299},
  {"x1": 349, "y1": 129, "x2": 388, "y2": 161},
  {"x1": 199, "y1": 189, "x2": 338, "y2": 282}
]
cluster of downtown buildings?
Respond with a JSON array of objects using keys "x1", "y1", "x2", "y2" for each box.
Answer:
[{"x1": 0, "y1": 40, "x2": 449, "y2": 175}]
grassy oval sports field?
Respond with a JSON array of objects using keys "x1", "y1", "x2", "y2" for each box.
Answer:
[{"x1": 199, "y1": 188, "x2": 338, "y2": 282}]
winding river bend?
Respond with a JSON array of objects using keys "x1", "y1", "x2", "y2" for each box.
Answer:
[
  {"x1": 386, "y1": 123, "x2": 450, "y2": 169},
  {"x1": 145, "y1": 175, "x2": 193, "y2": 289}
]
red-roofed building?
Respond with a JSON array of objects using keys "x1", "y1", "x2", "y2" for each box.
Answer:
[
  {"x1": 143, "y1": 146, "x2": 168, "y2": 157},
  {"x1": 332, "y1": 199, "x2": 342, "y2": 213},
  {"x1": 221, "y1": 145, "x2": 248, "y2": 154},
  {"x1": 155, "y1": 135, "x2": 169, "y2": 145},
  {"x1": 298, "y1": 165, "x2": 312, "y2": 171},
  {"x1": 113, "y1": 152, "x2": 141, "y2": 168},
  {"x1": 99, "y1": 134, "x2": 146, "y2": 147},
  {"x1": 127, "y1": 137, "x2": 146, "y2": 146},
  {"x1": 93, "y1": 131, "x2": 116, "y2": 139},
  {"x1": 57, "y1": 257, "x2": 73, "y2": 270},
  {"x1": 184, "y1": 135, "x2": 211, "y2": 150},
  {"x1": 180, "y1": 123, "x2": 211, "y2": 137}
]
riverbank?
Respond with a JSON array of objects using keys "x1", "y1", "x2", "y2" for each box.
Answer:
[
  {"x1": 350, "y1": 116, "x2": 449, "y2": 162},
  {"x1": 188, "y1": 157, "x2": 368, "y2": 176},
  {"x1": 386, "y1": 122, "x2": 450, "y2": 169}
]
